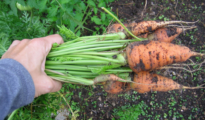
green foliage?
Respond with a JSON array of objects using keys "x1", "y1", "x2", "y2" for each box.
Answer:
[
  {"x1": 112, "y1": 101, "x2": 147, "y2": 120},
  {"x1": 0, "y1": 33, "x2": 11, "y2": 56},
  {"x1": 3, "y1": 0, "x2": 116, "y2": 36},
  {"x1": 0, "y1": 11, "x2": 49, "y2": 41},
  {"x1": 0, "y1": 0, "x2": 116, "y2": 56},
  {"x1": 57, "y1": 25, "x2": 78, "y2": 41}
]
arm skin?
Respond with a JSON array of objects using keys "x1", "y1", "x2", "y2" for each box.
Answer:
[{"x1": 0, "y1": 34, "x2": 64, "y2": 119}]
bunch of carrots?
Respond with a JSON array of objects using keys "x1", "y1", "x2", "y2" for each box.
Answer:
[{"x1": 45, "y1": 20, "x2": 204, "y2": 94}]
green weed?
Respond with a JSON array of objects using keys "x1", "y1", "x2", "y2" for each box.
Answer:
[{"x1": 112, "y1": 101, "x2": 147, "y2": 120}]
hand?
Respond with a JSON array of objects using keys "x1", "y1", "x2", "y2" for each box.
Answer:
[{"x1": 2, "y1": 34, "x2": 64, "y2": 97}]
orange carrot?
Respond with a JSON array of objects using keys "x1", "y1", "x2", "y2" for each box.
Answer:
[
  {"x1": 126, "y1": 40, "x2": 203, "y2": 73},
  {"x1": 107, "y1": 23, "x2": 128, "y2": 33},
  {"x1": 147, "y1": 26, "x2": 197, "y2": 43},
  {"x1": 94, "y1": 74, "x2": 127, "y2": 84},
  {"x1": 107, "y1": 23, "x2": 149, "y2": 39},
  {"x1": 130, "y1": 71, "x2": 204, "y2": 93},
  {"x1": 127, "y1": 21, "x2": 196, "y2": 36},
  {"x1": 103, "y1": 80, "x2": 125, "y2": 94}
]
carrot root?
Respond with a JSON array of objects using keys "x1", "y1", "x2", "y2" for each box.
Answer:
[
  {"x1": 93, "y1": 74, "x2": 129, "y2": 84},
  {"x1": 156, "y1": 20, "x2": 198, "y2": 28},
  {"x1": 103, "y1": 80, "x2": 125, "y2": 94},
  {"x1": 192, "y1": 52, "x2": 205, "y2": 57},
  {"x1": 183, "y1": 84, "x2": 205, "y2": 89}
]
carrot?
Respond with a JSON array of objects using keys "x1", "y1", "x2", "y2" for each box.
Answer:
[
  {"x1": 103, "y1": 80, "x2": 125, "y2": 94},
  {"x1": 130, "y1": 71, "x2": 204, "y2": 93},
  {"x1": 147, "y1": 26, "x2": 197, "y2": 43},
  {"x1": 107, "y1": 23, "x2": 128, "y2": 33},
  {"x1": 127, "y1": 20, "x2": 196, "y2": 36},
  {"x1": 93, "y1": 74, "x2": 128, "y2": 84},
  {"x1": 107, "y1": 23, "x2": 149, "y2": 39},
  {"x1": 126, "y1": 40, "x2": 204, "y2": 73}
]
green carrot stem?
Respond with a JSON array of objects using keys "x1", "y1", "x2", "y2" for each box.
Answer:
[
  {"x1": 50, "y1": 76, "x2": 87, "y2": 84},
  {"x1": 48, "y1": 70, "x2": 99, "y2": 76},
  {"x1": 8, "y1": 109, "x2": 18, "y2": 120},
  {"x1": 47, "y1": 45, "x2": 125, "y2": 57},
  {"x1": 60, "y1": 54, "x2": 125, "y2": 64},
  {"x1": 56, "y1": 39, "x2": 137, "y2": 51},
  {"x1": 61, "y1": 32, "x2": 126, "y2": 45},
  {"x1": 101, "y1": 7, "x2": 141, "y2": 40},
  {"x1": 51, "y1": 41, "x2": 126, "y2": 53},
  {"x1": 45, "y1": 70, "x2": 94, "y2": 85},
  {"x1": 51, "y1": 41, "x2": 126, "y2": 52},
  {"x1": 46, "y1": 60, "x2": 112, "y2": 65},
  {"x1": 72, "y1": 51, "x2": 121, "y2": 56},
  {"x1": 106, "y1": 68, "x2": 132, "y2": 72},
  {"x1": 52, "y1": 38, "x2": 96, "y2": 50},
  {"x1": 46, "y1": 65, "x2": 92, "y2": 71}
]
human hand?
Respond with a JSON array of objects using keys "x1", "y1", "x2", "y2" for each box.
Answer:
[{"x1": 2, "y1": 34, "x2": 64, "y2": 97}]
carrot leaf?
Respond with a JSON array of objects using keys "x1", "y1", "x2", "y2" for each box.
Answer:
[{"x1": 0, "y1": 33, "x2": 11, "y2": 56}]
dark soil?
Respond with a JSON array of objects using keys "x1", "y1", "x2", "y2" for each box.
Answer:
[{"x1": 68, "y1": 0, "x2": 205, "y2": 120}]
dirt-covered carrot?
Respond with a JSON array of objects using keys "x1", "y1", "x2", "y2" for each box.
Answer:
[
  {"x1": 126, "y1": 40, "x2": 204, "y2": 73},
  {"x1": 147, "y1": 26, "x2": 197, "y2": 43},
  {"x1": 94, "y1": 74, "x2": 128, "y2": 84},
  {"x1": 127, "y1": 21, "x2": 196, "y2": 36},
  {"x1": 130, "y1": 71, "x2": 204, "y2": 93},
  {"x1": 107, "y1": 23, "x2": 149, "y2": 39},
  {"x1": 103, "y1": 80, "x2": 125, "y2": 94},
  {"x1": 107, "y1": 23, "x2": 128, "y2": 33}
]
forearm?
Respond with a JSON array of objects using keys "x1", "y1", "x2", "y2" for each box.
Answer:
[{"x1": 0, "y1": 58, "x2": 35, "y2": 119}]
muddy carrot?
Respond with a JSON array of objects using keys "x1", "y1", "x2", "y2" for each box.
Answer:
[
  {"x1": 103, "y1": 80, "x2": 125, "y2": 94},
  {"x1": 147, "y1": 26, "x2": 197, "y2": 42},
  {"x1": 126, "y1": 40, "x2": 204, "y2": 73},
  {"x1": 130, "y1": 71, "x2": 204, "y2": 93},
  {"x1": 127, "y1": 20, "x2": 196, "y2": 36}
]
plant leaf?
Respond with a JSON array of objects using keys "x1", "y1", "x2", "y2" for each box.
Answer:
[
  {"x1": 0, "y1": 33, "x2": 11, "y2": 56},
  {"x1": 91, "y1": 16, "x2": 102, "y2": 25},
  {"x1": 79, "y1": 2, "x2": 86, "y2": 10},
  {"x1": 27, "y1": 0, "x2": 37, "y2": 8},
  {"x1": 17, "y1": 0, "x2": 26, "y2": 6},
  {"x1": 47, "y1": 6, "x2": 59, "y2": 17},
  {"x1": 98, "y1": 1, "x2": 106, "y2": 7},
  {"x1": 38, "y1": 0, "x2": 48, "y2": 13},
  {"x1": 87, "y1": 0, "x2": 96, "y2": 7},
  {"x1": 59, "y1": 0, "x2": 70, "y2": 4},
  {"x1": 10, "y1": 0, "x2": 18, "y2": 16},
  {"x1": 101, "y1": 12, "x2": 105, "y2": 21},
  {"x1": 93, "y1": 8, "x2": 98, "y2": 15}
]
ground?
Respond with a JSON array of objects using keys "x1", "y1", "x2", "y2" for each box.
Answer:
[{"x1": 61, "y1": 0, "x2": 205, "y2": 120}]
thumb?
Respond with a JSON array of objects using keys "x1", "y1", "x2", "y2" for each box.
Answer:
[{"x1": 34, "y1": 73, "x2": 62, "y2": 97}]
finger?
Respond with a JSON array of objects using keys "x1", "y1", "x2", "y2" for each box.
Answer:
[
  {"x1": 34, "y1": 74, "x2": 62, "y2": 97},
  {"x1": 10, "y1": 39, "x2": 30, "y2": 52},
  {"x1": 50, "y1": 78, "x2": 62, "y2": 92},
  {"x1": 43, "y1": 76, "x2": 62, "y2": 93},
  {"x1": 41, "y1": 57, "x2": 46, "y2": 72},
  {"x1": 42, "y1": 34, "x2": 64, "y2": 55},
  {"x1": 43, "y1": 34, "x2": 64, "y2": 45},
  {"x1": 7, "y1": 40, "x2": 20, "y2": 50}
]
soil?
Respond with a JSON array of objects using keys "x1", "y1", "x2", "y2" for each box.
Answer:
[{"x1": 67, "y1": 0, "x2": 205, "y2": 120}]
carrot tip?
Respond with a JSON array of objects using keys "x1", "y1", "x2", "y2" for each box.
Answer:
[
  {"x1": 193, "y1": 52, "x2": 204, "y2": 57},
  {"x1": 183, "y1": 84, "x2": 205, "y2": 89}
]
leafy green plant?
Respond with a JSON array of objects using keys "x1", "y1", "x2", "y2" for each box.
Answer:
[
  {"x1": 0, "y1": 10, "x2": 49, "y2": 39},
  {"x1": 3, "y1": 0, "x2": 116, "y2": 36},
  {"x1": 112, "y1": 101, "x2": 147, "y2": 120},
  {"x1": 0, "y1": 33, "x2": 11, "y2": 56}
]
